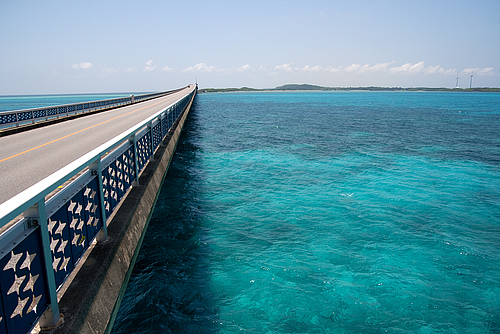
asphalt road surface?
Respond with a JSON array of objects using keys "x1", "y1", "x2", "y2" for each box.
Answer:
[{"x1": 0, "y1": 85, "x2": 196, "y2": 205}]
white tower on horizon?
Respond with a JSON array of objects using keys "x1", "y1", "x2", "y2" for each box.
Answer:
[
  {"x1": 455, "y1": 73, "x2": 459, "y2": 89},
  {"x1": 470, "y1": 71, "x2": 474, "y2": 89}
]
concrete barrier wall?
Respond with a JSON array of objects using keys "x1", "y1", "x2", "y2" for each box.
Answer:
[{"x1": 42, "y1": 90, "x2": 197, "y2": 334}]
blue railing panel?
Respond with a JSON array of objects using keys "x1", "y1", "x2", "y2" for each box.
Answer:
[
  {"x1": 48, "y1": 207, "x2": 75, "y2": 287},
  {"x1": 0, "y1": 228, "x2": 49, "y2": 334},
  {"x1": 123, "y1": 147, "x2": 135, "y2": 190},
  {"x1": 101, "y1": 168, "x2": 112, "y2": 219},
  {"x1": 101, "y1": 145, "x2": 137, "y2": 220},
  {"x1": 152, "y1": 122, "x2": 162, "y2": 150},
  {"x1": 17, "y1": 112, "x2": 33, "y2": 122},
  {"x1": 0, "y1": 290, "x2": 6, "y2": 334},
  {"x1": 0, "y1": 114, "x2": 16, "y2": 125},
  {"x1": 117, "y1": 148, "x2": 135, "y2": 200},
  {"x1": 161, "y1": 115, "x2": 168, "y2": 138},
  {"x1": 115, "y1": 157, "x2": 125, "y2": 202},
  {"x1": 33, "y1": 110, "x2": 46, "y2": 119},
  {"x1": 66, "y1": 191, "x2": 87, "y2": 263},
  {"x1": 57, "y1": 106, "x2": 67, "y2": 115},
  {"x1": 136, "y1": 132, "x2": 152, "y2": 171},
  {"x1": 83, "y1": 178, "x2": 102, "y2": 241},
  {"x1": 46, "y1": 108, "x2": 57, "y2": 117},
  {"x1": 169, "y1": 108, "x2": 174, "y2": 128},
  {"x1": 47, "y1": 178, "x2": 106, "y2": 290},
  {"x1": 106, "y1": 163, "x2": 119, "y2": 216}
]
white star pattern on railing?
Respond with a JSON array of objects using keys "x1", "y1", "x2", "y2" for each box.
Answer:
[
  {"x1": 3, "y1": 251, "x2": 22, "y2": 272},
  {"x1": 2, "y1": 250, "x2": 43, "y2": 319}
]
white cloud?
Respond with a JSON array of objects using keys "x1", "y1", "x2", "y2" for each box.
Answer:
[
  {"x1": 439, "y1": 68, "x2": 456, "y2": 75},
  {"x1": 423, "y1": 65, "x2": 441, "y2": 74},
  {"x1": 184, "y1": 63, "x2": 216, "y2": 72},
  {"x1": 369, "y1": 62, "x2": 393, "y2": 72},
  {"x1": 274, "y1": 63, "x2": 293, "y2": 73},
  {"x1": 71, "y1": 62, "x2": 92, "y2": 70},
  {"x1": 145, "y1": 60, "x2": 156, "y2": 71},
  {"x1": 237, "y1": 64, "x2": 251, "y2": 72},
  {"x1": 261, "y1": 61, "x2": 466, "y2": 79},
  {"x1": 325, "y1": 62, "x2": 395, "y2": 74},
  {"x1": 102, "y1": 67, "x2": 119, "y2": 73},
  {"x1": 462, "y1": 67, "x2": 496, "y2": 76},
  {"x1": 390, "y1": 63, "x2": 407, "y2": 73},
  {"x1": 143, "y1": 60, "x2": 479, "y2": 87},
  {"x1": 345, "y1": 63, "x2": 362, "y2": 73},
  {"x1": 419, "y1": 65, "x2": 455, "y2": 75},
  {"x1": 389, "y1": 61, "x2": 425, "y2": 74},
  {"x1": 385, "y1": 61, "x2": 457, "y2": 76},
  {"x1": 389, "y1": 63, "x2": 411, "y2": 73},
  {"x1": 326, "y1": 66, "x2": 340, "y2": 73},
  {"x1": 409, "y1": 61, "x2": 425, "y2": 73},
  {"x1": 301, "y1": 65, "x2": 323, "y2": 72}
]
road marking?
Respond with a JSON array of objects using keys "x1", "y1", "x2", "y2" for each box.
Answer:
[{"x1": 0, "y1": 97, "x2": 173, "y2": 164}]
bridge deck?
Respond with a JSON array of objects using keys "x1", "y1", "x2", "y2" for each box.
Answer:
[{"x1": 0, "y1": 85, "x2": 196, "y2": 205}]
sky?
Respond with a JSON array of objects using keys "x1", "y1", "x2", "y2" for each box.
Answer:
[{"x1": 1, "y1": 0, "x2": 499, "y2": 94}]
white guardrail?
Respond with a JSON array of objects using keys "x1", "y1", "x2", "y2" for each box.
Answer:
[
  {"x1": 0, "y1": 88, "x2": 184, "y2": 129},
  {"x1": 0, "y1": 86, "x2": 196, "y2": 334}
]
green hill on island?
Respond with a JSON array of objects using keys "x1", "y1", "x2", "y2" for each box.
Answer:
[
  {"x1": 198, "y1": 84, "x2": 500, "y2": 93},
  {"x1": 274, "y1": 84, "x2": 328, "y2": 90}
]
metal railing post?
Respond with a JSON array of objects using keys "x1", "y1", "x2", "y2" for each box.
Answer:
[
  {"x1": 90, "y1": 157, "x2": 108, "y2": 241},
  {"x1": 149, "y1": 121, "x2": 154, "y2": 161},
  {"x1": 170, "y1": 106, "x2": 174, "y2": 128},
  {"x1": 157, "y1": 115, "x2": 163, "y2": 144},
  {"x1": 131, "y1": 134, "x2": 140, "y2": 186},
  {"x1": 160, "y1": 114, "x2": 164, "y2": 141},
  {"x1": 30, "y1": 200, "x2": 61, "y2": 327}
]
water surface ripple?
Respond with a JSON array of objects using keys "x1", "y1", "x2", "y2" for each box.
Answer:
[{"x1": 113, "y1": 92, "x2": 500, "y2": 333}]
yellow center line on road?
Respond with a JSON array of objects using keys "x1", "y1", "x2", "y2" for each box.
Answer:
[{"x1": 0, "y1": 97, "x2": 172, "y2": 164}]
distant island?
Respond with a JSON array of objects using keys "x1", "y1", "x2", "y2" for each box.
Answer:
[{"x1": 198, "y1": 84, "x2": 500, "y2": 93}]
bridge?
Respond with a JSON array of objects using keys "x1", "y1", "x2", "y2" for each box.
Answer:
[{"x1": 0, "y1": 85, "x2": 197, "y2": 334}]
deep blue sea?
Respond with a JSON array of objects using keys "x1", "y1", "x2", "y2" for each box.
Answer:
[
  {"x1": 5, "y1": 91, "x2": 500, "y2": 333},
  {"x1": 109, "y1": 91, "x2": 500, "y2": 333}
]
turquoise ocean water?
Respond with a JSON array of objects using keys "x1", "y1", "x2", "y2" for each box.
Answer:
[
  {"x1": 4, "y1": 91, "x2": 500, "y2": 332},
  {"x1": 111, "y1": 91, "x2": 500, "y2": 333}
]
